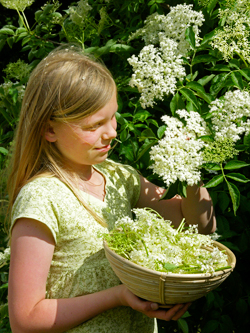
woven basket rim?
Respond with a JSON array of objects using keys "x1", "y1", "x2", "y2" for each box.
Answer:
[{"x1": 103, "y1": 239, "x2": 236, "y2": 279}]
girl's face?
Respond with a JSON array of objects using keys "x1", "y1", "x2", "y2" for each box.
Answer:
[{"x1": 46, "y1": 93, "x2": 118, "y2": 174}]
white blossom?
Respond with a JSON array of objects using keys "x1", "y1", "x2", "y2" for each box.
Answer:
[
  {"x1": 111, "y1": 208, "x2": 229, "y2": 274},
  {"x1": 128, "y1": 35, "x2": 186, "y2": 108},
  {"x1": 128, "y1": 4, "x2": 204, "y2": 55},
  {"x1": 149, "y1": 111, "x2": 210, "y2": 186},
  {"x1": 209, "y1": 90, "x2": 250, "y2": 141}
]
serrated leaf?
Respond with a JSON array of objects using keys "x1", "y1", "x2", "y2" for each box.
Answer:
[
  {"x1": 204, "y1": 174, "x2": 224, "y2": 188},
  {"x1": 224, "y1": 160, "x2": 250, "y2": 170},
  {"x1": 226, "y1": 173, "x2": 250, "y2": 183},
  {"x1": 227, "y1": 182, "x2": 240, "y2": 215}
]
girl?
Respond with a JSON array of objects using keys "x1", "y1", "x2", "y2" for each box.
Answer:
[{"x1": 7, "y1": 46, "x2": 216, "y2": 333}]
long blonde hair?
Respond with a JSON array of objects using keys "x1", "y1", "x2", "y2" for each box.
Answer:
[{"x1": 7, "y1": 45, "x2": 117, "y2": 227}]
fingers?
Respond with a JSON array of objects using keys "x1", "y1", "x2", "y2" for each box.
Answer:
[{"x1": 170, "y1": 303, "x2": 192, "y2": 321}]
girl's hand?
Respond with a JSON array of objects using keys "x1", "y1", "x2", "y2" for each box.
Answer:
[{"x1": 117, "y1": 284, "x2": 191, "y2": 321}]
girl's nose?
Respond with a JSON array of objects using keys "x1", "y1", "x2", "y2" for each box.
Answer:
[{"x1": 102, "y1": 120, "x2": 117, "y2": 140}]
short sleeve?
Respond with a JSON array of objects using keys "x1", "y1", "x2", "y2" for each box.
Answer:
[{"x1": 10, "y1": 178, "x2": 62, "y2": 243}]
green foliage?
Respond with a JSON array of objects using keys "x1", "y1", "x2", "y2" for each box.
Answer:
[{"x1": 0, "y1": 0, "x2": 250, "y2": 332}]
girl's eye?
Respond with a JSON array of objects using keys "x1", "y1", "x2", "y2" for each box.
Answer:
[{"x1": 83, "y1": 123, "x2": 101, "y2": 131}]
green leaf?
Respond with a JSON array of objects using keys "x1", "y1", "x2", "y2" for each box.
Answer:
[
  {"x1": 210, "y1": 73, "x2": 229, "y2": 95},
  {"x1": 192, "y1": 55, "x2": 217, "y2": 65},
  {"x1": 170, "y1": 92, "x2": 186, "y2": 115},
  {"x1": 110, "y1": 44, "x2": 135, "y2": 53},
  {"x1": 200, "y1": 29, "x2": 217, "y2": 46},
  {"x1": 157, "y1": 125, "x2": 166, "y2": 139},
  {"x1": 231, "y1": 72, "x2": 244, "y2": 90},
  {"x1": 140, "y1": 128, "x2": 157, "y2": 140},
  {"x1": 163, "y1": 262, "x2": 178, "y2": 272},
  {"x1": 134, "y1": 110, "x2": 151, "y2": 122},
  {"x1": 224, "y1": 160, "x2": 250, "y2": 170},
  {"x1": 199, "y1": 135, "x2": 214, "y2": 142},
  {"x1": 204, "y1": 162, "x2": 221, "y2": 171},
  {"x1": 185, "y1": 26, "x2": 195, "y2": 49},
  {"x1": 178, "y1": 318, "x2": 189, "y2": 333},
  {"x1": 0, "y1": 147, "x2": 8, "y2": 155},
  {"x1": 0, "y1": 27, "x2": 14, "y2": 35},
  {"x1": 202, "y1": 319, "x2": 220, "y2": 333},
  {"x1": 243, "y1": 132, "x2": 250, "y2": 146},
  {"x1": 198, "y1": 74, "x2": 215, "y2": 86},
  {"x1": 120, "y1": 128, "x2": 129, "y2": 141},
  {"x1": 206, "y1": 0, "x2": 218, "y2": 15},
  {"x1": 160, "y1": 181, "x2": 179, "y2": 200},
  {"x1": 210, "y1": 64, "x2": 231, "y2": 72},
  {"x1": 226, "y1": 173, "x2": 250, "y2": 183},
  {"x1": 179, "y1": 88, "x2": 200, "y2": 111},
  {"x1": 204, "y1": 174, "x2": 224, "y2": 188},
  {"x1": 186, "y1": 82, "x2": 213, "y2": 103},
  {"x1": 135, "y1": 139, "x2": 158, "y2": 162},
  {"x1": 239, "y1": 68, "x2": 250, "y2": 81},
  {"x1": 227, "y1": 182, "x2": 240, "y2": 215}
]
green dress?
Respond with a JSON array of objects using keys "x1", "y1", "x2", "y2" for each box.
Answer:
[{"x1": 10, "y1": 159, "x2": 157, "y2": 333}]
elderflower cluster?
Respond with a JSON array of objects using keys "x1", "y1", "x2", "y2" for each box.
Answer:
[
  {"x1": 127, "y1": 4, "x2": 204, "y2": 108},
  {"x1": 68, "y1": 0, "x2": 92, "y2": 27},
  {"x1": 149, "y1": 110, "x2": 210, "y2": 186},
  {"x1": 108, "y1": 208, "x2": 229, "y2": 274},
  {"x1": 0, "y1": 0, "x2": 34, "y2": 11},
  {"x1": 211, "y1": 0, "x2": 250, "y2": 63},
  {"x1": 128, "y1": 35, "x2": 185, "y2": 108},
  {"x1": 209, "y1": 90, "x2": 250, "y2": 142},
  {"x1": 128, "y1": 4, "x2": 204, "y2": 54}
]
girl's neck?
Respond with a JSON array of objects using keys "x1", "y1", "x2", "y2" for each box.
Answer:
[{"x1": 78, "y1": 167, "x2": 106, "y2": 201}]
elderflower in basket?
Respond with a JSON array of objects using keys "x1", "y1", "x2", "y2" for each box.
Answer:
[
  {"x1": 103, "y1": 208, "x2": 236, "y2": 306},
  {"x1": 104, "y1": 208, "x2": 230, "y2": 274}
]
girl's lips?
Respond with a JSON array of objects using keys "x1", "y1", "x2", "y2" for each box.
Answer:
[{"x1": 95, "y1": 144, "x2": 111, "y2": 152}]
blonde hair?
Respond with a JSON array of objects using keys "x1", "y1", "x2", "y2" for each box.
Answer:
[{"x1": 7, "y1": 45, "x2": 117, "y2": 227}]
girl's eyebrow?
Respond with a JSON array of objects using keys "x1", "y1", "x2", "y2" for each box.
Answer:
[{"x1": 81, "y1": 111, "x2": 117, "y2": 128}]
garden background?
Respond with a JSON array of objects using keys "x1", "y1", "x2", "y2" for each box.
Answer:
[{"x1": 0, "y1": 0, "x2": 250, "y2": 332}]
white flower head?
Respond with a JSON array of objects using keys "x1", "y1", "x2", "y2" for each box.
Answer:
[
  {"x1": 149, "y1": 110, "x2": 210, "y2": 186},
  {"x1": 128, "y1": 36, "x2": 186, "y2": 108},
  {"x1": 209, "y1": 90, "x2": 250, "y2": 142}
]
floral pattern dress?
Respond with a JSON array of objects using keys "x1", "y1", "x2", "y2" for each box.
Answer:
[{"x1": 10, "y1": 159, "x2": 157, "y2": 333}]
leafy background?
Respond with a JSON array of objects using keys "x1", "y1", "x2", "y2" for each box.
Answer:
[{"x1": 0, "y1": 0, "x2": 250, "y2": 332}]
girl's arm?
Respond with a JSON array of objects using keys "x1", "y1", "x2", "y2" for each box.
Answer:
[
  {"x1": 9, "y1": 218, "x2": 190, "y2": 333},
  {"x1": 135, "y1": 176, "x2": 216, "y2": 234}
]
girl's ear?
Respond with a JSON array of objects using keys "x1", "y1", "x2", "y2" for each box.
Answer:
[{"x1": 44, "y1": 122, "x2": 57, "y2": 142}]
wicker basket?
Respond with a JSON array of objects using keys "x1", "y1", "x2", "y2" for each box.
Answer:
[{"x1": 103, "y1": 240, "x2": 236, "y2": 307}]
